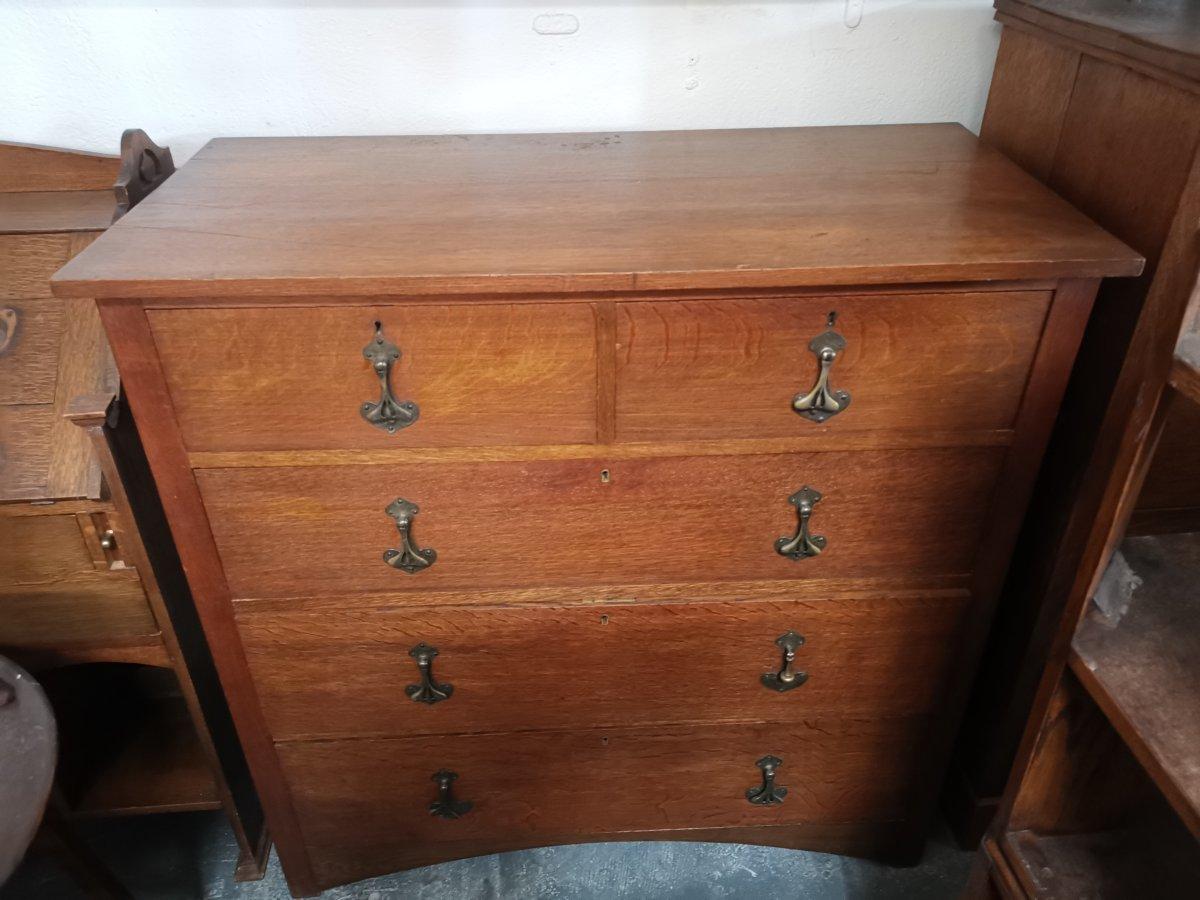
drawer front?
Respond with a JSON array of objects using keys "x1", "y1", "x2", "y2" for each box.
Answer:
[
  {"x1": 0, "y1": 515, "x2": 156, "y2": 646},
  {"x1": 279, "y1": 718, "x2": 928, "y2": 885},
  {"x1": 148, "y1": 303, "x2": 599, "y2": 451},
  {"x1": 200, "y1": 447, "x2": 1004, "y2": 599},
  {"x1": 240, "y1": 593, "x2": 969, "y2": 740},
  {"x1": 616, "y1": 292, "x2": 1050, "y2": 441},
  {"x1": 0, "y1": 299, "x2": 63, "y2": 407},
  {"x1": 0, "y1": 234, "x2": 72, "y2": 300}
]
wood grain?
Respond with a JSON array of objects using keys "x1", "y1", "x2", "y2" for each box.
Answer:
[
  {"x1": 278, "y1": 717, "x2": 932, "y2": 887},
  {"x1": 1071, "y1": 533, "x2": 1200, "y2": 841},
  {"x1": 238, "y1": 592, "x2": 970, "y2": 741},
  {"x1": 0, "y1": 141, "x2": 119, "y2": 193},
  {"x1": 0, "y1": 233, "x2": 72, "y2": 300},
  {"x1": 51, "y1": 126, "x2": 1141, "y2": 300},
  {"x1": 981, "y1": 25, "x2": 1080, "y2": 181},
  {"x1": 0, "y1": 191, "x2": 116, "y2": 234},
  {"x1": 0, "y1": 298, "x2": 63, "y2": 406},
  {"x1": 148, "y1": 303, "x2": 598, "y2": 452},
  {"x1": 615, "y1": 292, "x2": 1050, "y2": 441},
  {"x1": 0, "y1": 514, "x2": 157, "y2": 645},
  {"x1": 197, "y1": 447, "x2": 1005, "y2": 600}
]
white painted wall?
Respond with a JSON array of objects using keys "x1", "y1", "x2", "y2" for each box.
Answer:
[{"x1": 2, "y1": 1, "x2": 1000, "y2": 164}]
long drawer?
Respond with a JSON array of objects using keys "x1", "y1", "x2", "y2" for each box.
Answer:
[
  {"x1": 238, "y1": 592, "x2": 970, "y2": 740},
  {"x1": 199, "y1": 447, "x2": 1004, "y2": 599},
  {"x1": 278, "y1": 717, "x2": 929, "y2": 886},
  {"x1": 150, "y1": 290, "x2": 1048, "y2": 454}
]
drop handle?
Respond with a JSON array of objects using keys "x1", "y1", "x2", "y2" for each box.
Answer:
[
  {"x1": 775, "y1": 486, "x2": 826, "y2": 560},
  {"x1": 361, "y1": 321, "x2": 419, "y2": 433},
  {"x1": 406, "y1": 643, "x2": 453, "y2": 704},
  {"x1": 745, "y1": 755, "x2": 788, "y2": 806},
  {"x1": 383, "y1": 498, "x2": 437, "y2": 574},
  {"x1": 429, "y1": 769, "x2": 473, "y2": 819},
  {"x1": 792, "y1": 311, "x2": 850, "y2": 423},
  {"x1": 761, "y1": 631, "x2": 808, "y2": 692}
]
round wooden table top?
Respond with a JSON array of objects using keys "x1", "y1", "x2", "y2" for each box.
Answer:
[{"x1": 0, "y1": 655, "x2": 57, "y2": 885}]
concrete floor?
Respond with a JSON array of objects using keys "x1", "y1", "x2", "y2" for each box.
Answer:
[{"x1": 2, "y1": 812, "x2": 972, "y2": 899}]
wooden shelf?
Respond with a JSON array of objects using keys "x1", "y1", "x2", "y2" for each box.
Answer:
[
  {"x1": 1170, "y1": 333, "x2": 1200, "y2": 407},
  {"x1": 1004, "y1": 822, "x2": 1200, "y2": 899},
  {"x1": 68, "y1": 695, "x2": 222, "y2": 817},
  {"x1": 1071, "y1": 532, "x2": 1200, "y2": 841},
  {"x1": 42, "y1": 664, "x2": 222, "y2": 818}
]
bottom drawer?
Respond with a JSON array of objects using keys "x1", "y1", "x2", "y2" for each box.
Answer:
[{"x1": 279, "y1": 718, "x2": 929, "y2": 888}]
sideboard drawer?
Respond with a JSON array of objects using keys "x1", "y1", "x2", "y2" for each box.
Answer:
[
  {"x1": 199, "y1": 446, "x2": 1004, "y2": 600},
  {"x1": 279, "y1": 717, "x2": 928, "y2": 886},
  {"x1": 148, "y1": 303, "x2": 599, "y2": 451},
  {"x1": 239, "y1": 593, "x2": 970, "y2": 740},
  {"x1": 0, "y1": 515, "x2": 157, "y2": 646},
  {"x1": 616, "y1": 291, "x2": 1050, "y2": 441}
]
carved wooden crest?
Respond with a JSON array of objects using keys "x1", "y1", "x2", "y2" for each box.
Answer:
[{"x1": 112, "y1": 129, "x2": 175, "y2": 221}]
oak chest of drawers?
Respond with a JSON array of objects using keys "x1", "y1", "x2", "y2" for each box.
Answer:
[{"x1": 52, "y1": 125, "x2": 1142, "y2": 896}]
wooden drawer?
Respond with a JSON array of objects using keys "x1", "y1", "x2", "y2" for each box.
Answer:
[
  {"x1": 0, "y1": 299, "x2": 63, "y2": 406},
  {"x1": 615, "y1": 291, "x2": 1050, "y2": 441},
  {"x1": 199, "y1": 446, "x2": 1004, "y2": 600},
  {"x1": 239, "y1": 592, "x2": 971, "y2": 740},
  {"x1": 148, "y1": 303, "x2": 599, "y2": 451},
  {"x1": 0, "y1": 234, "x2": 72, "y2": 300},
  {"x1": 0, "y1": 515, "x2": 156, "y2": 646},
  {"x1": 279, "y1": 717, "x2": 929, "y2": 886}
]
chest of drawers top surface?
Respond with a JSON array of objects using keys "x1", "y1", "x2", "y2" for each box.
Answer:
[{"x1": 51, "y1": 124, "x2": 1139, "y2": 300}]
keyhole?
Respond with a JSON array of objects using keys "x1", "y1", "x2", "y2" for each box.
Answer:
[
  {"x1": 599, "y1": 614, "x2": 610, "y2": 625},
  {"x1": 600, "y1": 469, "x2": 611, "y2": 484}
]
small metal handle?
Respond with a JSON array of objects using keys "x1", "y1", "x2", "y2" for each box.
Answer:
[
  {"x1": 361, "y1": 321, "x2": 419, "y2": 433},
  {"x1": 760, "y1": 631, "x2": 808, "y2": 692},
  {"x1": 429, "y1": 769, "x2": 473, "y2": 819},
  {"x1": 792, "y1": 311, "x2": 850, "y2": 423},
  {"x1": 383, "y1": 498, "x2": 437, "y2": 573},
  {"x1": 0, "y1": 308, "x2": 16, "y2": 355},
  {"x1": 775, "y1": 486, "x2": 826, "y2": 560},
  {"x1": 406, "y1": 643, "x2": 453, "y2": 704},
  {"x1": 745, "y1": 755, "x2": 788, "y2": 805}
]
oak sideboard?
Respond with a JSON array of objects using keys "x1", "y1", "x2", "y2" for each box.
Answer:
[{"x1": 51, "y1": 125, "x2": 1142, "y2": 896}]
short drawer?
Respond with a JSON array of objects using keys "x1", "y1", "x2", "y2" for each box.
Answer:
[
  {"x1": 279, "y1": 717, "x2": 929, "y2": 886},
  {"x1": 0, "y1": 515, "x2": 156, "y2": 646},
  {"x1": 616, "y1": 291, "x2": 1050, "y2": 441},
  {"x1": 240, "y1": 593, "x2": 969, "y2": 741},
  {"x1": 147, "y1": 303, "x2": 598, "y2": 451},
  {"x1": 199, "y1": 446, "x2": 1004, "y2": 600}
]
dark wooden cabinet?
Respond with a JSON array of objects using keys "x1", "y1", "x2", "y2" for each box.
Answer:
[
  {"x1": 0, "y1": 139, "x2": 268, "y2": 879},
  {"x1": 50, "y1": 125, "x2": 1140, "y2": 896},
  {"x1": 947, "y1": 0, "x2": 1200, "y2": 848}
]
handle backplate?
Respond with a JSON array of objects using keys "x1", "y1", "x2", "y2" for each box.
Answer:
[
  {"x1": 383, "y1": 498, "x2": 437, "y2": 573},
  {"x1": 775, "y1": 486, "x2": 826, "y2": 560},
  {"x1": 361, "y1": 322, "x2": 419, "y2": 434},
  {"x1": 745, "y1": 755, "x2": 788, "y2": 805},
  {"x1": 792, "y1": 312, "x2": 850, "y2": 423}
]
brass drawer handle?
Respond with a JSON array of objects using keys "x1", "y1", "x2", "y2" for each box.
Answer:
[
  {"x1": 775, "y1": 486, "x2": 826, "y2": 560},
  {"x1": 745, "y1": 755, "x2": 787, "y2": 805},
  {"x1": 761, "y1": 631, "x2": 808, "y2": 692},
  {"x1": 406, "y1": 642, "x2": 453, "y2": 704},
  {"x1": 361, "y1": 321, "x2": 419, "y2": 433},
  {"x1": 383, "y1": 498, "x2": 437, "y2": 573},
  {"x1": 0, "y1": 308, "x2": 16, "y2": 354},
  {"x1": 792, "y1": 312, "x2": 850, "y2": 423},
  {"x1": 429, "y1": 769, "x2": 472, "y2": 819}
]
